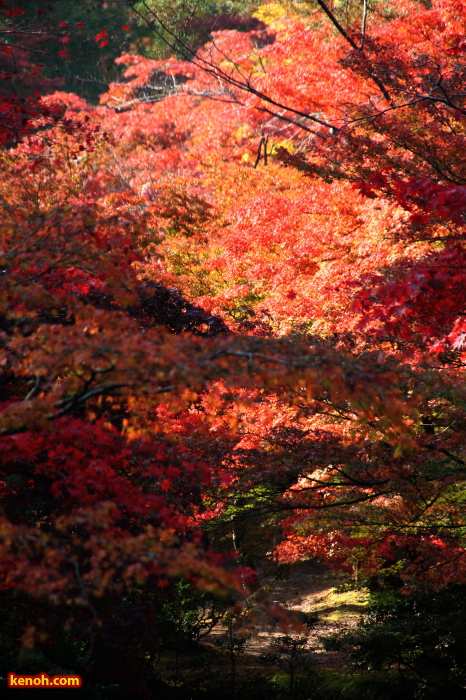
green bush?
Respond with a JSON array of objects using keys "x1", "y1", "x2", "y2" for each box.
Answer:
[{"x1": 322, "y1": 584, "x2": 466, "y2": 699}]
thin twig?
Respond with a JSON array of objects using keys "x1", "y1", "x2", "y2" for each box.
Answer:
[{"x1": 360, "y1": 0, "x2": 368, "y2": 50}]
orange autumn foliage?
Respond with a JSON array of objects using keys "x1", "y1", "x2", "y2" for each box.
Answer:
[{"x1": 2, "y1": 0, "x2": 466, "y2": 684}]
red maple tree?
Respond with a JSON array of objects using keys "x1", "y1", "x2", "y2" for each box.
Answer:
[{"x1": 2, "y1": 0, "x2": 466, "y2": 691}]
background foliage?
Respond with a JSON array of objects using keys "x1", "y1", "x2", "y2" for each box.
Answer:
[{"x1": 1, "y1": 0, "x2": 466, "y2": 696}]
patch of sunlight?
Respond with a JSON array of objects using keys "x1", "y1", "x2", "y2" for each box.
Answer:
[{"x1": 313, "y1": 587, "x2": 369, "y2": 621}]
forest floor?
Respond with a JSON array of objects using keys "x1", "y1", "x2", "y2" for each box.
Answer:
[
  {"x1": 205, "y1": 560, "x2": 368, "y2": 672},
  {"x1": 153, "y1": 561, "x2": 369, "y2": 695}
]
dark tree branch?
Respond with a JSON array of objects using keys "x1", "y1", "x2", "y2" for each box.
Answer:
[{"x1": 315, "y1": 0, "x2": 392, "y2": 102}]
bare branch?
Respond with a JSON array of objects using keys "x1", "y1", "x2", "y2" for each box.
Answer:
[
  {"x1": 123, "y1": 0, "x2": 338, "y2": 132},
  {"x1": 315, "y1": 0, "x2": 391, "y2": 102},
  {"x1": 360, "y1": 0, "x2": 368, "y2": 50}
]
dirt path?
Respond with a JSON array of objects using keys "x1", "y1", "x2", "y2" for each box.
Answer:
[{"x1": 206, "y1": 560, "x2": 368, "y2": 671}]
